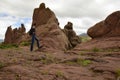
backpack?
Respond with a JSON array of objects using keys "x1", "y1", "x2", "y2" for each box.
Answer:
[{"x1": 29, "y1": 29, "x2": 32, "y2": 36}]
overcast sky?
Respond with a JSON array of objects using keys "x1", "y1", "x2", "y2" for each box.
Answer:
[{"x1": 0, "y1": 0, "x2": 120, "y2": 39}]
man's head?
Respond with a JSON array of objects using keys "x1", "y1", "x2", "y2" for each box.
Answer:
[
  {"x1": 33, "y1": 23, "x2": 36, "y2": 26},
  {"x1": 32, "y1": 23, "x2": 36, "y2": 28},
  {"x1": 32, "y1": 26, "x2": 35, "y2": 28}
]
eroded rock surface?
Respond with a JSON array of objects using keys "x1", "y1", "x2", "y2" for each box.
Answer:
[
  {"x1": 4, "y1": 24, "x2": 29, "y2": 44},
  {"x1": 32, "y1": 3, "x2": 77, "y2": 51},
  {"x1": 88, "y1": 11, "x2": 120, "y2": 38},
  {"x1": 63, "y1": 22, "x2": 81, "y2": 48}
]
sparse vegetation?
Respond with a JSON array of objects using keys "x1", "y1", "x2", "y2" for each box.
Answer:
[
  {"x1": 0, "y1": 43, "x2": 18, "y2": 49},
  {"x1": 41, "y1": 70, "x2": 49, "y2": 75},
  {"x1": 0, "y1": 62, "x2": 5, "y2": 69},
  {"x1": 80, "y1": 36, "x2": 91, "y2": 42},
  {"x1": 40, "y1": 53, "x2": 58, "y2": 64},
  {"x1": 20, "y1": 41, "x2": 31, "y2": 46},
  {"x1": 78, "y1": 48, "x2": 120, "y2": 53},
  {"x1": 78, "y1": 52, "x2": 84, "y2": 56},
  {"x1": 15, "y1": 74, "x2": 21, "y2": 80},
  {"x1": 116, "y1": 69, "x2": 120, "y2": 77},
  {"x1": 91, "y1": 48, "x2": 120, "y2": 53},
  {"x1": 7, "y1": 54, "x2": 14, "y2": 57},
  {"x1": 80, "y1": 59, "x2": 92, "y2": 66},
  {"x1": 92, "y1": 47, "x2": 100, "y2": 52},
  {"x1": 105, "y1": 48, "x2": 120, "y2": 52},
  {"x1": 55, "y1": 71, "x2": 64, "y2": 78},
  {"x1": 65, "y1": 58, "x2": 92, "y2": 66}
]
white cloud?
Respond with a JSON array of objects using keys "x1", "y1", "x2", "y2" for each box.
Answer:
[
  {"x1": 0, "y1": 0, "x2": 37, "y2": 17},
  {"x1": 58, "y1": 17, "x2": 101, "y2": 34}
]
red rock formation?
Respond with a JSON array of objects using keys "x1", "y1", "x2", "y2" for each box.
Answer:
[
  {"x1": 4, "y1": 26, "x2": 13, "y2": 44},
  {"x1": 19, "y1": 24, "x2": 26, "y2": 33},
  {"x1": 32, "y1": 3, "x2": 59, "y2": 27},
  {"x1": 63, "y1": 22, "x2": 81, "y2": 48},
  {"x1": 31, "y1": 3, "x2": 71, "y2": 51},
  {"x1": 87, "y1": 11, "x2": 120, "y2": 38},
  {"x1": 76, "y1": 11, "x2": 120, "y2": 50},
  {"x1": 4, "y1": 24, "x2": 29, "y2": 44}
]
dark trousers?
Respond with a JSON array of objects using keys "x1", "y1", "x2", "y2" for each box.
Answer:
[{"x1": 30, "y1": 34, "x2": 40, "y2": 51}]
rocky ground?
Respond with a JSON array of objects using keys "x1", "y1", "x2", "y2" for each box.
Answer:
[
  {"x1": 1, "y1": 3, "x2": 120, "y2": 80},
  {"x1": 0, "y1": 46, "x2": 120, "y2": 80}
]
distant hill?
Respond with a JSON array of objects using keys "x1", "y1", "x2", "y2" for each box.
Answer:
[
  {"x1": 79, "y1": 33, "x2": 91, "y2": 42},
  {"x1": 0, "y1": 39, "x2": 3, "y2": 43},
  {"x1": 79, "y1": 33, "x2": 88, "y2": 36}
]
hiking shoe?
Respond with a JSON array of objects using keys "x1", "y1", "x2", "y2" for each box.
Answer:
[{"x1": 39, "y1": 45, "x2": 43, "y2": 48}]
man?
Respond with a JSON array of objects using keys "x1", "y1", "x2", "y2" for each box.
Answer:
[{"x1": 29, "y1": 24, "x2": 42, "y2": 51}]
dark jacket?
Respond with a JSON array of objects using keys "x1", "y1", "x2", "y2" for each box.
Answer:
[{"x1": 29, "y1": 27, "x2": 35, "y2": 36}]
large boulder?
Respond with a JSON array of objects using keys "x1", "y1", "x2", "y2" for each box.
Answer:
[
  {"x1": 63, "y1": 22, "x2": 81, "y2": 48},
  {"x1": 87, "y1": 11, "x2": 120, "y2": 38},
  {"x1": 75, "y1": 11, "x2": 120, "y2": 50},
  {"x1": 32, "y1": 3, "x2": 71, "y2": 51},
  {"x1": 4, "y1": 24, "x2": 29, "y2": 44}
]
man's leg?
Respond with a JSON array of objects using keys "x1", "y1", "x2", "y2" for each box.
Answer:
[
  {"x1": 35, "y1": 36, "x2": 40, "y2": 48},
  {"x1": 30, "y1": 34, "x2": 35, "y2": 51}
]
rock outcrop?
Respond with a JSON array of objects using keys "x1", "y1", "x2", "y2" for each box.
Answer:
[
  {"x1": 32, "y1": 3, "x2": 59, "y2": 27},
  {"x1": 32, "y1": 3, "x2": 72, "y2": 51},
  {"x1": 63, "y1": 22, "x2": 81, "y2": 48},
  {"x1": 4, "y1": 26, "x2": 13, "y2": 44},
  {"x1": 87, "y1": 11, "x2": 120, "y2": 38},
  {"x1": 75, "y1": 11, "x2": 120, "y2": 50},
  {"x1": 4, "y1": 24, "x2": 29, "y2": 44}
]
